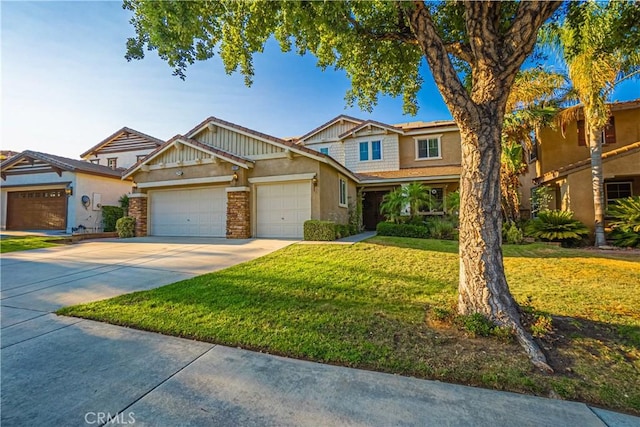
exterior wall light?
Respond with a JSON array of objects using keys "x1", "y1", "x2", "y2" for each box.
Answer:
[
  {"x1": 65, "y1": 187, "x2": 73, "y2": 196},
  {"x1": 232, "y1": 172, "x2": 239, "y2": 182},
  {"x1": 312, "y1": 177, "x2": 318, "y2": 187},
  {"x1": 176, "y1": 170, "x2": 184, "y2": 176}
]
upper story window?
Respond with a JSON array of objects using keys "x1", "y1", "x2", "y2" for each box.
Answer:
[
  {"x1": 320, "y1": 148, "x2": 329, "y2": 155},
  {"x1": 359, "y1": 140, "x2": 382, "y2": 161},
  {"x1": 90, "y1": 159, "x2": 100, "y2": 165},
  {"x1": 107, "y1": 158, "x2": 117, "y2": 169},
  {"x1": 528, "y1": 131, "x2": 538, "y2": 163},
  {"x1": 339, "y1": 177, "x2": 347, "y2": 207},
  {"x1": 578, "y1": 117, "x2": 616, "y2": 146},
  {"x1": 415, "y1": 136, "x2": 441, "y2": 160}
]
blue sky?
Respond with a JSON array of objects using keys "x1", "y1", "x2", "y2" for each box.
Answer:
[{"x1": 2, "y1": 1, "x2": 638, "y2": 159}]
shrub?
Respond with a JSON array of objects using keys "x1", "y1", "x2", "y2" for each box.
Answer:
[
  {"x1": 608, "y1": 196, "x2": 640, "y2": 247},
  {"x1": 303, "y1": 220, "x2": 336, "y2": 241},
  {"x1": 335, "y1": 224, "x2": 352, "y2": 239},
  {"x1": 376, "y1": 222, "x2": 429, "y2": 239},
  {"x1": 102, "y1": 206, "x2": 124, "y2": 232},
  {"x1": 115, "y1": 216, "x2": 136, "y2": 238},
  {"x1": 426, "y1": 216, "x2": 456, "y2": 240},
  {"x1": 505, "y1": 222, "x2": 524, "y2": 245},
  {"x1": 526, "y1": 210, "x2": 589, "y2": 245}
]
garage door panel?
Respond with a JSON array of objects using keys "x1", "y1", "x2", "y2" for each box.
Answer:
[
  {"x1": 256, "y1": 182, "x2": 311, "y2": 238},
  {"x1": 7, "y1": 190, "x2": 67, "y2": 230},
  {"x1": 150, "y1": 187, "x2": 226, "y2": 237}
]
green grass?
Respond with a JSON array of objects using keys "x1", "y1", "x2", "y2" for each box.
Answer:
[
  {"x1": 0, "y1": 235, "x2": 64, "y2": 253},
  {"x1": 58, "y1": 236, "x2": 640, "y2": 414}
]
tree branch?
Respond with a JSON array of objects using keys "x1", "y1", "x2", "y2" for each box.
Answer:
[{"x1": 408, "y1": 1, "x2": 477, "y2": 125}]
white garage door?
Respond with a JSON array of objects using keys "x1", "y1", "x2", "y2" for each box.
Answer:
[
  {"x1": 150, "y1": 187, "x2": 227, "y2": 237},
  {"x1": 256, "y1": 182, "x2": 311, "y2": 238}
]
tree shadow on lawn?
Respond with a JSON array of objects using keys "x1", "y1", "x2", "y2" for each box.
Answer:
[{"x1": 366, "y1": 237, "x2": 640, "y2": 261}]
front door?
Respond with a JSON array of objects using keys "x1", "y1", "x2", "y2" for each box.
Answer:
[{"x1": 362, "y1": 191, "x2": 387, "y2": 230}]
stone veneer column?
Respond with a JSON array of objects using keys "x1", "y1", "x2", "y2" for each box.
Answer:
[
  {"x1": 128, "y1": 193, "x2": 148, "y2": 237},
  {"x1": 226, "y1": 187, "x2": 251, "y2": 239}
]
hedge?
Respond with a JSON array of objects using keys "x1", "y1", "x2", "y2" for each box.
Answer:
[
  {"x1": 102, "y1": 206, "x2": 124, "y2": 232},
  {"x1": 304, "y1": 220, "x2": 337, "y2": 241},
  {"x1": 376, "y1": 221, "x2": 429, "y2": 239},
  {"x1": 116, "y1": 216, "x2": 136, "y2": 238}
]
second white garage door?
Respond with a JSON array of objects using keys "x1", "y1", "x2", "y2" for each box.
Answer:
[
  {"x1": 256, "y1": 182, "x2": 311, "y2": 238},
  {"x1": 149, "y1": 187, "x2": 227, "y2": 237}
]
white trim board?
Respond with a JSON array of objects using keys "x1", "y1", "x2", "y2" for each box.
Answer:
[
  {"x1": 136, "y1": 175, "x2": 233, "y2": 188},
  {"x1": 248, "y1": 173, "x2": 316, "y2": 184}
]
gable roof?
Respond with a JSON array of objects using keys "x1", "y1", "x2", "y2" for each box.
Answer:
[
  {"x1": 295, "y1": 115, "x2": 363, "y2": 143},
  {"x1": 80, "y1": 127, "x2": 164, "y2": 158},
  {"x1": 337, "y1": 119, "x2": 404, "y2": 139},
  {"x1": 534, "y1": 141, "x2": 640, "y2": 185},
  {"x1": 122, "y1": 134, "x2": 255, "y2": 179},
  {"x1": 393, "y1": 120, "x2": 457, "y2": 130},
  {"x1": 1, "y1": 150, "x2": 125, "y2": 180},
  {"x1": 182, "y1": 116, "x2": 360, "y2": 181}
]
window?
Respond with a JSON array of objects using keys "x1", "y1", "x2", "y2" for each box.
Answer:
[
  {"x1": 371, "y1": 140, "x2": 381, "y2": 160},
  {"x1": 606, "y1": 182, "x2": 632, "y2": 206},
  {"x1": 529, "y1": 131, "x2": 538, "y2": 163},
  {"x1": 359, "y1": 142, "x2": 369, "y2": 161},
  {"x1": 107, "y1": 158, "x2": 117, "y2": 169},
  {"x1": 90, "y1": 159, "x2": 100, "y2": 165},
  {"x1": 320, "y1": 148, "x2": 329, "y2": 155},
  {"x1": 416, "y1": 137, "x2": 441, "y2": 159},
  {"x1": 420, "y1": 187, "x2": 444, "y2": 213},
  {"x1": 136, "y1": 155, "x2": 147, "y2": 163},
  {"x1": 359, "y1": 141, "x2": 382, "y2": 161},
  {"x1": 339, "y1": 177, "x2": 347, "y2": 207},
  {"x1": 578, "y1": 117, "x2": 616, "y2": 146}
]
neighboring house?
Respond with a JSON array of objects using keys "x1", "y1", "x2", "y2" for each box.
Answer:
[
  {"x1": 1, "y1": 127, "x2": 162, "y2": 233},
  {"x1": 521, "y1": 99, "x2": 640, "y2": 229},
  {"x1": 295, "y1": 115, "x2": 462, "y2": 229},
  {"x1": 0, "y1": 151, "x2": 132, "y2": 233},
  {"x1": 80, "y1": 127, "x2": 163, "y2": 170},
  {"x1": 0, "y1": 151, "x2": 20, "y2": 161},
  {"x1": 123, "y1": 117, "x2": 359, "y2": 239},
  {"x1": 124, "y1": 115, "x2": 462, "y2": 238}
]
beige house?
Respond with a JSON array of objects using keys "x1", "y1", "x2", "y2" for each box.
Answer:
[
  {"x1": 124, "y1": 115, "x2": 462, "y2": 238},
  {"x1": 521, "y1": 99, "x2": 640, "y2": 229}
]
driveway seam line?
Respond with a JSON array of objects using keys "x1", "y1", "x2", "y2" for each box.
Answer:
[
  {"x1": 99, "y1": 344, "x2": 217, "y2": 427},
  {"x1": 0, "y1": 312, "x2": 50, "y2": 330},
  {"x1": 0, "y1": 304, "x2": 50, "y2": 313},
  {"x1": 0, "y1": 319, "x2": 85, "y2": 350},
  {"x1": 586, "y1": 406, "x2": 611, "y2": 426}
]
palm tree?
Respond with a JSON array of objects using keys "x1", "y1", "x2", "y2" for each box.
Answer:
[
  {"x1": 543, "y1": 1, "x2": 640, "y2": 246},
  {"x1": 380, "y1": 188, "x2": 405, "y2": 224},
  {"x1": 500, "y1": 69, "x2": 566, "y2": 222},
  {"x1": 403, "y1": 182, "x2": 432, "y2": 220}
]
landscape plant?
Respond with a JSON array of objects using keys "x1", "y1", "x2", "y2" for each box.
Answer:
[
  {"x1": 115, "y1": 216, "x2": 136, "y2": 238},
  {"x1": 608, "y1": 195, "x2": 640, "y2": 247},
  {"x1": 101, "y1": 206, "x2": 124, "y2": 233},
  {"x1": 526, "y1": 210, "x2": 589, "y2": 245}
]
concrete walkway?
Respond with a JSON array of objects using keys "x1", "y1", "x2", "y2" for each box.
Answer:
[{"x1": 2, "y1": 237, "x2": 639, "y2": 426}]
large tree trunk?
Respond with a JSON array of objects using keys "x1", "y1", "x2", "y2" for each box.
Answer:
[
  {"x1": 588, "y1": 128, "x2": 607, "y2": 247},
  {"x1": 457, "y1": 120, "x2": 552, "y2": 373}
]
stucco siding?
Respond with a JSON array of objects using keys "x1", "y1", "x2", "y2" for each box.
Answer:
[
  {"x1": 133, "y1": 162, "x2": 235, "y2": 185},
  {"x1": 399, "y1": 130, "x2": 462, "y2": 169},
  {"x1": 538, "y1": 107, "x2": 640, "y2": 175},
  {"x1": 72, "y1": 174, "x2": 132, "y2": 232},
  {"x1": 88, "y1": 149, "x2": 155, "y2": 170}
]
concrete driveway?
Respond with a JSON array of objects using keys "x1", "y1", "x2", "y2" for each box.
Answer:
[{"x1": 0, "y1": 237, "x2": 293, "y2": 425}]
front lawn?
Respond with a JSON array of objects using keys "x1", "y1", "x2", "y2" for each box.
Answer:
[
  {"x1": 58, "y1": 237, "x2": 640, "y2": 414},
  {"x1": 0, "y1": 235, "x2": 64, "y2": 253}
]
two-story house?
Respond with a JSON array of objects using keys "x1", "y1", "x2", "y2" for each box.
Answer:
[
  {"x1": 295, "y1": 115, "x2": 462, "y2": 229},
  {"x1": 521, "y1": 99, "x2": 640, "y2": 229},
  {"x1": 0, "y1": 127, "x2": 162, "y2": 233}
]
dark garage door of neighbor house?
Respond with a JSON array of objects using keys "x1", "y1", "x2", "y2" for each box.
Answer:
[{"x1": 6, "y1": 190, "x2": 67, "y2": 230}]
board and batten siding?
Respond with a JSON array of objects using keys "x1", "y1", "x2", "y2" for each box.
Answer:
[
  {"x1": 195, "y1": 127, "x2": 284, "y2": 157},
  {"x1": 151, "y1": 145, "x2": 215, "y2": 165},
  {"x1": 304, "y1": 121, "x2": 360, "y2": 144}
]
